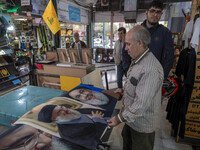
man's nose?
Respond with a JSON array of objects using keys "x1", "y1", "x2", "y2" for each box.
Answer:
[
  {"x1": 152, "y1": 12, "x2": 158, "y2": 16},
  {"x1": 125, "y1": 45, "x2": 128, "y2": 51}
]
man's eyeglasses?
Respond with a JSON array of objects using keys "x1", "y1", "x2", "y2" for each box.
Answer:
[
  {"x1": 148, "y1": 9, "x2": 163, "y2": 15},
  {"x1": 3, "y1": 131, "x2": 41, "y2": 150}
]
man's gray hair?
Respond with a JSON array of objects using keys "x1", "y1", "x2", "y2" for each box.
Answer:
[{"x1": 132, "y1": 25, "x2": 151, "y2": 49}]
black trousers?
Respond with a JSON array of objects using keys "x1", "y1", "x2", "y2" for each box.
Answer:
[{"x1": 122, "y1": 124, "x2": 155, "y2": 150}]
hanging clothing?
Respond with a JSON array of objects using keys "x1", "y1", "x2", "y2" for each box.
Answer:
[
  {"x1": 166, "y1": 48, "x2": 196, "y2": 138},
  {"x1": 166, "y1": 78, "x2": 184, "y2": 137},
  {"x1": 190, "y1": 18, "x2": 200, "y2": 53},
  {"x1": 182, "y1": 20, "x2": 194, "y2": 48},
  {"x1": 175, "y1": 48, "x2": 196, "y2": 87}
]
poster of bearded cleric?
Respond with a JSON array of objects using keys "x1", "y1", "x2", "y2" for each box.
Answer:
[
  {"x1": 9, "y1": 88, "x2": 118, "y2": 150},
  {"x1": 63, "y1": 84, "x2": 119, "y2": 116}
]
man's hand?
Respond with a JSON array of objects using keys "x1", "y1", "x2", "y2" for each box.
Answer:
[
  {"x1": 87, "y1": 111, "x2": 104, "y2": 119},
  {"x1": 114, "y1": 88, "x2": 123, "y2": 95},
  {"x1": 114, "y1": 88, "x2": 123, "y2": 100},
  {"x1": 107, "y1": 116, "x2": 120, "y2": 127}
]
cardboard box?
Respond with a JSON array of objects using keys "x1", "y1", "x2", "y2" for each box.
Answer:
[{"x1": 35, "y1": 63, "x2": 95, "y2": 89}]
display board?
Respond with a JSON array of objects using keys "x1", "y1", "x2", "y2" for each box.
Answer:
[
  {"x1": 68, "y1": 49, "x2": 80, "y2": 63},
  {"x1": 182, "y1": 49, "x2": 200, "y2": 145},
  {"x1": 82, "y1": 49, "x2": 91, "y2": 64},
  {"x1": 57, "y1": 48, "x2": 68, "y2": 62}
]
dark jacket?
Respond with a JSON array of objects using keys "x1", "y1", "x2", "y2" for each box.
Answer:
[
  {"x1": 72, "y1": 40, "x2": 87, "y2": 49},
  {"x1": 122, "y1": 43, "x2": 132, "y2": 75},
  {"x1": 142, "y1": 20, "x2": 174, "y2": 78},
  {"x1": 57, "y1": 114, "x2": 107, "y2": 150},
  {"x1": 175, "y1": 48, "x2": 196, "y2": 86}
]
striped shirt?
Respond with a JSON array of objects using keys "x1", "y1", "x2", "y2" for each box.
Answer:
[{"x1": 121, "y1": 50, "x2": 164, "y2": 133}]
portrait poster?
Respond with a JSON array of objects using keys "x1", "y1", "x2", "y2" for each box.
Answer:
[
  {"x1": 63, "y1": 84, "x2": 119, "y2": 117},
  {"x1": 82, "y1": 48, "x2": 91, "y2": 64},
  {"x1": 13, "y1": 97, "x2": 108, "y2": 149},
  {"x1": 68, "y1": 49, "x2": 80, "y2": 63},
  {"x1": 61, "y1": 37, "x2": 66, "y2": 48}
]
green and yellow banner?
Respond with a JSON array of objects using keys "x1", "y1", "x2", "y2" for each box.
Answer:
[{"x1": 42, "y1": 0, "x2": 60, "y2": 34}]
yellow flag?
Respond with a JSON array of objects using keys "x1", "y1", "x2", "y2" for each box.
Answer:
[{"x1": 42, "y1": 0, "x2": 60, "y2": 34}]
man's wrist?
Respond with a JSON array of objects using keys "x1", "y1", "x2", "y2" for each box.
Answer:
[
  {"x1": 116, "y1": 113, "x2": 126, "y2": 123},
  {"x1": 117, "y1": 114, "x2": 123, "y2": 123},
  {"x1": 119, "y1": 113, "x2": 126, "y2": 122}
]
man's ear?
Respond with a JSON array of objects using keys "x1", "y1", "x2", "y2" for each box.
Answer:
[
  {"x1": 137, "y1": 40, "x2": 144, "y2": 48},
  {"x1": 137, "y1": 40, "x2": 142, "y2": 45},
  {"x1": 145, "y1": 10, "x2": 148, "y2": 16}
]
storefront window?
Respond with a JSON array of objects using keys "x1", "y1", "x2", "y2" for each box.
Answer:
[
  {"x1": 94, "y1": 21, "x2": 168, "y2": 49},
  {"x1": 94, "y1": 22, "x2": 138, "y2": 49},
  {"x1": 60, "y1": 23, "x2": 87, "y2": 49}
]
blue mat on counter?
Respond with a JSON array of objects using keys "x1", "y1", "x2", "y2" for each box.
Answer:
[{"x1": 0, "y1": 85, "x2": 67, "y2": 127}]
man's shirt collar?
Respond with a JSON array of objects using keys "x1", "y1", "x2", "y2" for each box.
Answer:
[{"x1": 134, "y1": 48, "x2": 150, "y2": 64}]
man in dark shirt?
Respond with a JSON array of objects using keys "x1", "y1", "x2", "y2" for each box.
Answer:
[{"x1": 141, "y1": 0, "x2": 174, "y2": 78}]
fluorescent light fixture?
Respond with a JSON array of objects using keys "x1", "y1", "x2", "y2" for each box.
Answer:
[
  {"x1": 14, "y1": 18, "x2": 27, "y2": 21},
  {"x1": 7, "y1": 25, "x2": 14, "y2": 31}
]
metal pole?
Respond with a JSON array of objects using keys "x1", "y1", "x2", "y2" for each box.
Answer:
[
  {"x1": 105, "y1": 71, "x2": 109, "y2": 90},
  {"x1": 110, "y1": 11, "x2": 114, "y2": 48},
  {"x1": 52, "y1": 0, "x2": 60, "y2": 62},
  {"x1": 103, "y1": 22, "x2": 106, "y2": 48},
  {"x1": 52, "y1": 0, "x2": 59, "y2": 49}
]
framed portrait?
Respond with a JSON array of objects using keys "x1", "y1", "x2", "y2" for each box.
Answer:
[
  {"x1": 172, "y1": 32, "x2": 182, "y2": 46},
  {"x1": 82, "y1": 48, "x2": 91, "y2": 64},
  {"x1": 68, "y1": 49, "x2": 80, "y2": 63},
  {"x1": 61, "y1": 37, "x2": 66, "y2": 48},
  {"x1": 57, "y1": 48, "x2": 68, "y2": 62}
]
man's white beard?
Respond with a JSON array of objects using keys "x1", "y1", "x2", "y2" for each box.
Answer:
[
  {"x1": 52, "y1": 138, "x2": 70, "y2": 150},
  {"x1": 85, "y1": 91, "x2": 109, "y2": 106},
  {"x1": 56, "y1": 109, "x2": 81, "y2": 122}
]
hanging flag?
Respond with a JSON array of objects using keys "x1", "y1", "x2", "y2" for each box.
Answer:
[{"x1": 42, "y1": 0, "x2": 60, "y2": 34}]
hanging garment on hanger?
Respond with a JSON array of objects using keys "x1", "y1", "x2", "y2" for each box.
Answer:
[
  {"x1": 175, "y1": 47, "x2": 196, "y2": 138},
  {"x1": 175, "y1": 47, "x2": 196, "y2": 86},
  {"x1": 190, "y1": 18, "x2": 200, "y2": 53},
  {"x1": 182, "y1": 20, "x2": 194, "y2": 48}
]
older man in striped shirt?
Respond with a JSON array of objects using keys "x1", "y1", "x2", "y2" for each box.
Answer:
[{"x1": 107, "y1": 25, "x2": 164, "y2": 150}]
